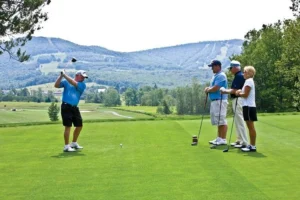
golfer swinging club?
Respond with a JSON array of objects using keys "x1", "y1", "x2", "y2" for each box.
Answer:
[
  {"x1": 205, "y1": 60, "x2": 228, "y2": 146},
  {"x1": 54, "y1": 69, "x2": 88, "y2": 152}
]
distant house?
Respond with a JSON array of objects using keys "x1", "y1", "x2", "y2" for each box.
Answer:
[
  {"x1": 2, "y1": 90, "x2": 10, "y2": 95},
  {"x1": 54, "y1": 90, "x2": 63, "y2": 95},
  {"x1": 97, "y1": 89, "x2": 106, "y2": 93}
]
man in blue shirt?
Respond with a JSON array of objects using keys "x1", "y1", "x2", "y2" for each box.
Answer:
[
  {"x1": 220, "y1": 60, "x2": 248, "y2": 148},
  {"x1": 204, "y1": 60, "x2": 228, "y2": 145},
  {"x1": 54, "y1": 70, "x2": 88, "y2": 152}
]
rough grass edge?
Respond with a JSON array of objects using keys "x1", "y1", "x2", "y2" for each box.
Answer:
[
  {"x1": 0, "y1": 116, "x2": 210, "y2": 128},
  {"x1": 1, "y1": 112, "x2": 298, "y2": 128},
  {"x1": 112, "y1": 107, "x2": 157, "y2": 117}
]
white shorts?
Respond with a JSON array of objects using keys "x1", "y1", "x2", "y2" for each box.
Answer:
[{"x1": 210, "y1": 100, "x2": 228, "y2": 125}]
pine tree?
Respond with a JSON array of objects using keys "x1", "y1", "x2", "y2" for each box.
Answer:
[
  {"x1": 162, "y1": 100, "x2": 171, "y2": 114},
  {"x1": 48, "y1": 102, "x2": 60, "y2": 121}
]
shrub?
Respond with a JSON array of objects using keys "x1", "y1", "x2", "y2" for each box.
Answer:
[{"x1": 48, "y1": 102, "x2": 60, "y2": 121}]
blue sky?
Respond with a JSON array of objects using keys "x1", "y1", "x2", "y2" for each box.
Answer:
[{"x1": 35, "y1": 0, "x2": 294, "y2": 52}]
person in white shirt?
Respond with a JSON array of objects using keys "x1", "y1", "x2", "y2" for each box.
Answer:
[{"x1": 235, "y1": 66, "x2": 257, "y2": 152}]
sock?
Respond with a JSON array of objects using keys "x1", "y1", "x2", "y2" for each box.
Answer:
[{"x1": 64, "y1": 144, "x2": 69, "y2": 148}]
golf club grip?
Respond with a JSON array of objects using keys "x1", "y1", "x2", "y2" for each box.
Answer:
[{"x1": 204, "y1": 94, "x2": 208, "y2": 107}]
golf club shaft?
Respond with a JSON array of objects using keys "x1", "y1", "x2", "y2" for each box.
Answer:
[
  {"x1": 224, "y1": 97, "x2": 239, "y2": 151},
  {"x1": 62, "y1": 58, "x2": 77, "y2": 75},
  {"x1": 197, "y1": 94, "x2": 208, "y2": 139}
]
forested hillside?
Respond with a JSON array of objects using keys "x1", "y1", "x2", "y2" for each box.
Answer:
[{"x1": 0, "y1": 37, "x2": 243, "y2": 89}]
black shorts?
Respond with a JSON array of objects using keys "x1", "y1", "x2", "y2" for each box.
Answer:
[
  {"x1": 61, "y1": 102, "x2": 83, "y2": 127},
  {"x1": 243, "y1": 106, "x2": 258, "y2": 121}
]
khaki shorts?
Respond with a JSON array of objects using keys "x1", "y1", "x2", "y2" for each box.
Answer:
[{"x1": 210, "y1": 100, "x2": 228, "y2": 125}]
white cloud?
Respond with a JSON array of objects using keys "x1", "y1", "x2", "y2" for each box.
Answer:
[{"x1": 35, "y1": 0, "x2": 294, "y2": 52}]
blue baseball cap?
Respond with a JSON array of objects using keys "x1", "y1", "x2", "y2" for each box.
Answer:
[{"x1": 208, "y1": 60, "x2": 222, "y2": 67}]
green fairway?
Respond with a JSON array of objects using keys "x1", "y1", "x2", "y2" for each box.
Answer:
[
  {"x1": 0, "y1": 115, "x2": 299, "y2": 199},
  {"x1": 114, "y1": 106, "x2": 158, "y2": 114},
  {"x1": 0, "y1": 102, "x2": 154, "y2": 125}
]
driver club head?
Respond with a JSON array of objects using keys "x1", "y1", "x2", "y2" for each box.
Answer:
[
  {"x1": 71, "y1": 57, "x2": 77, "y2": 63},
  {"x1": 223, "y1": 149, "x2": 229, "y2": 152}
]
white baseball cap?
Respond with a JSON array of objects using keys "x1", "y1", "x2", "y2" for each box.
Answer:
[
  {"x1": 230, "y1": 60, "x2": 241, "y2": 67},
  {"x1": 76, "y1": 70, "x2": 88, "y2": 78}
]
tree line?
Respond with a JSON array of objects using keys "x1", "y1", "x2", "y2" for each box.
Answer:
[
  {"x1": 85, "y1": 79, "x2": 209, "y2": 115},
  {"x1": 0, "y1": 88, "x2": 56, "y2": 103},
  {"x1": 231, "y1": 18, "x2": 300, "y2": 112}
]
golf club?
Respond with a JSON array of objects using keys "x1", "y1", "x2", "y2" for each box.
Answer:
[
  {"x1": 210, "y1": 94, "x2": 223, "y2": 149},
  {"x1": 71, "y1": 57, "x2": 77, "y2": 63},
  {"x1": 223, "y1": 97, "x2": 239, "y2": 152},
  {"x1": 191, "y1": 94, "x2": 208, "y2": 146},
  {"x1": 61, "y1": 57, "x2": 77, "y2": 75}
]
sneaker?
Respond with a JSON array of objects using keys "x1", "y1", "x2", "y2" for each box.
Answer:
[
  {"x1": 212, "y1": 138, "x2": 227, "y2": 145},
  {"x1": 63, "y1": 146, "x2": 76, "y2": 152},
  {"x1": 241, "y1": 145, "x2": 257, "y2": 152},
  {"x1": 216, "y1": 139, "x2": 227, "y2": 145},
  {"x1": 70, "y1": 142, "x2": 83, "y2": 149},
  {"x1": 234, "y1": 144, "x2": 247, "y2": 148},
  {"x1": 209, "y1": 138, "x2": 217, "y2": 144},
  {"x1": 231, "y1": 141, "x2": 241, "y2": 146}
]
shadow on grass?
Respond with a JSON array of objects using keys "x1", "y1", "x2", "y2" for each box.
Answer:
[
  {"x1": 207, "y1": 145, "x2": 232, "y2": 151},
  {"x1": 208, "y1": 146, "x2": 267, "y2": 157},
  {"x1": 51, "y1": 151, "x2": 86, "y2": 158},
  {"x1": 240, "y1": 151, "x2": 266, "y2": 158}
]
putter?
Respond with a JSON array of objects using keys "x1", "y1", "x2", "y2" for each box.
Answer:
[
  {"x1": 191, "y1": 94, "x2": 208, "y2": 146},
  {"x1": 223, "y1": 97, "x2": 239, "y2": 152},
  {"x1": 210, "y1": 94, "x2": 223, "y2": 149}
]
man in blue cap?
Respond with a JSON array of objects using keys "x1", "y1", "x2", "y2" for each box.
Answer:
[
  {"x1": 205, "y1": 60, "x2": 228, "y2": 145},
  {"x1": 220, "y1": 60, "x2": 248, "y2": 148}
]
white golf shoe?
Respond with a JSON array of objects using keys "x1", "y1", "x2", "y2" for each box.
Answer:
[
  {"x1": 231, "y1": 141, "x2": 241, "y2": 146},
  {"x1": 211, "y1": 138, "x2": 227, "y2": 145},
  {"x1": 241, "y1": 145, "x2": 257, "y2": 152},
  {"x1": 70, "y1": 142, "x2": 83, "y2": 149},
  {"x1": 63, "y1": 145, "x2": 76, "y2": 152},
  {"x1": 216, "y1": 139, "x2": 227, "y2": 145},
  {"x1": 209, "y1": 138, "x2": 218, "y2": 144}
]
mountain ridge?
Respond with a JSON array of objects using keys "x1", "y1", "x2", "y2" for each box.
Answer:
[{"x1": 0, "y1": 37, "x2": 243, "y2": 89}]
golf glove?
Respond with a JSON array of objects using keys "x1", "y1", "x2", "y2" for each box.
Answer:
[
  {"x1": 220, "y1": 87, "x2": 225, "y2": 92},
  {"x1": 60, "y1": 70, "x2": 65, "y2": 75}
]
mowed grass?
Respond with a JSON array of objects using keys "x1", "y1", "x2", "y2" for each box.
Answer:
[
  {"x1": 114, "y1": 106, "x2": 158, "y2": 114},
  {"x1": 0, "y1": 102, "x2": 154, "y2": 124},
  {"x1": 0, "y1": 115, "x2": 300, "y2": 199}
]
